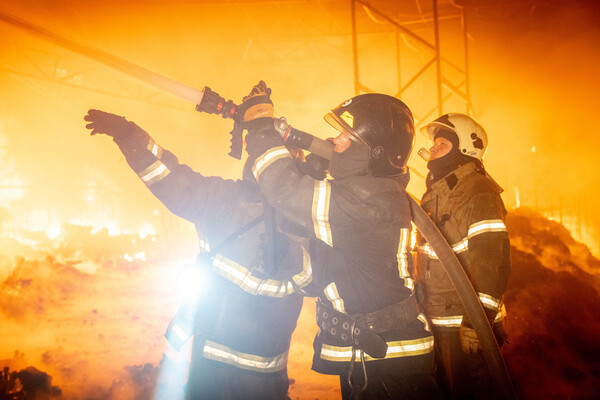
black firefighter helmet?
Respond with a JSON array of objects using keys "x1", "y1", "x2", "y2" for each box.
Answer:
[{"x1": 324, "y1": 93, "x2": 415, "y2": 177}]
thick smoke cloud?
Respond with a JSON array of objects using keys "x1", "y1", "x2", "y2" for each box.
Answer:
[
  {"x1": 0, "y1": 209, "x2": 598, "y2": 399},
  {"x1": 504, "y1": 208, "x2": 600, "y2": 399},
  {"x1": 0, "y1": 225, "x2": 181, "y2": 400},
  {"x1": 0, "y1": 1, "x2": 599, "y2": 399},
  {"x1": 1, "y1": 0, "x2": 598, "y2": 256},
  {"x1": 1, "y1": 365, "x2": 61, "y2": 400}
]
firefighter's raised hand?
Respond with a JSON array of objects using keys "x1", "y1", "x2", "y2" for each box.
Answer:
[
  {"x1": 460, "y1": 324, "x2": 482, "y2": 354},
  {"x1": 84, "y1": 109, "x2": 134, "y2": 138},
  {"x1": 238, "y1": 80, "x2": 274, "y2": 122}
]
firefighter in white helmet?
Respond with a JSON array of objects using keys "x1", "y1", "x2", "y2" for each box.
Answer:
[{"x1": 414, "y1": 113, "x2": 511, "y2": 399}]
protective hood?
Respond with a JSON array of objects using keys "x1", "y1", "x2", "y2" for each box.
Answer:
[
  {"x1": 426, "y1": 128, "x2": 478, "y2": 186},
  {"x1": 328, "y1": 140, "x2": 370, "y2": 180},
  {"x1": 426, "y1": 150, "x2": 483, "y2": 189}
]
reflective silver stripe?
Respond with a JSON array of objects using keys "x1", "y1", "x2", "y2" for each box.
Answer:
[
  {"x1": 478, "y1": 292, "x2": 501, "y2": 311},
  {"x1": 138, "y1": 160, "x2": 170, "y2": 185},
  {"x1": 324, "y1": 282, "x2": 345, "y2": 313},
  {"x1": 199, "y1": 238, "x2": 211, "y2": 253},
  {"x1": 203, "y1": 340, "x2": 288, "y2": 373},
  {"x1": 417, "y1": 241, "x2": 468, "y2": 260},
  {"x1": 146, "y1": 138, "x2": 163, "y2": 159},
  {"x1": 452, "y1": 238, "x2": 469, "y2": 253},
  {"x1": 320, "y1": 336, "x2": 434, "y2": 362},
  {"x1": 403, "y1": 277, "x2": 416, "y2": 291},
  {"x1": 468, "y1": 219, "x2": 507, "y2": 237},
  {"x1": 416, "y1": 243, "x2": 438, "y2": 258},
  {"x1": 431, "y1": 316, "x2": 463, "y2": 328},
  {"x1": 430, "y1": 305, "x2": 506, "y2": 328},
  {"x1": 312, "y1": 180, "x2": 333, "y2": 246},
  {"x1": 172, "y1": 324, "x2": 191, "y2": 341},
  {"x1": 252, "y1": 146, "x2": 291, "y2": 180},
  {"x1": 212, "y1": 254, "x2": 295, "y2": 297},
  {"x1": 495, "y1": 303, "x2": 507, "y2": 322},
  {"x1": 396, "y1": 228, "x2": 414, "y2": 290},
  {"x1": 418, "y1": 313, "x2": 432, "y2": 332},
  {"x1": 418, "y1": 218, "x2": 507, "y2": 259},
  {"x1": 291, "y1": 246, "x2": 313, "y2": 293}
]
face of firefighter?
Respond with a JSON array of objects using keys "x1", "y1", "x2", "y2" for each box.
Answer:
[
  {"x1": 333, "y1": 131, "x2": 352, "y2": 153},
  {"x1": 428, "y1": 136, "x2": 453, "y2": 160}
]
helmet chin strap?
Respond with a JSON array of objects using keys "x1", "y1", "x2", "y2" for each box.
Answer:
[{"x1": 426, "y1": 147, "x2": 462, "y2": 182}]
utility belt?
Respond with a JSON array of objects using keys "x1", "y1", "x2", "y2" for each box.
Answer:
[{"x1": 316, "y1": 293, "x2": 420, "y2": 359}]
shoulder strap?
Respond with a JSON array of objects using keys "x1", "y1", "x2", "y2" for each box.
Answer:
[
  {"x1": 262, "y1": 203, "x2": 278, "y2": 276},
  {"x1": 204, "y1": 214, "x2": 264, "y2": 258}
]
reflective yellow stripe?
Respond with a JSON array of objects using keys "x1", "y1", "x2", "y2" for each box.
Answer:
[
  {"x1": 430, "y1": 316, "x2": 463, "y2": 328},
  {"x1": 430, "y1": 305, "x2": 506, "y2": 328},
  {"x1": 252, "y1": 146, "x2": 291, "y2": 180},
  {"x1": 416, "y1": 243, "x2": 438, "y2": 258},
  {"x1": 495, "y1": 303, "x2": 507, "y2": 322},
  {"x1": 452, "y1": 238, "x2": 469, "y2": 253},
  {"x1": 291, "y1": 246, "x2": 313, "y2": 293},
  {"x1": 212, "y1": 254, "x2": 295, "y2": 297},
  {"x1": 139, "y1": 160, "x2": 170, "y2": 185},
  {"x1": 418, "y1": 313, "x2": 432, "y2": 332},
  {"x1": 418, "y1": 218, "x2": 507, "y2": 259},
  {"x1": 403, "y1": 277, "x2": 416, "y2": 291},
  {"x1": 478, "y1": 292, "x2": 501, "y2": 311},
  {"x1": 320, "y1": 336, "x2": 434, "y2": 362},
  {"x1": 199, "y1": 238, "x2": 211, "y2": 253},
  {"x1": 146, "y1": 138, "x2": 163, "y2": 159},
  {"x1": 324, "y1": 282, "x2": 345, "y2": 313},
  {"x1": 172, "y1": 324, "x2": 191, "y2": 341},
  {"x1": 312, "y1": 180, "x2": 333, "y2": 246},
  {"x1": 468, "y1": 219, "x2": 507, "y2": 237},
  {"x1": 417, "y1": 240, "x2": 468, "y2": 259},
  {"x1": 397, "y1": 228, "x2": 414, "y2": 290},
  {"x1": 203, "y1": 340, "x2": 288, "y2": 373}
]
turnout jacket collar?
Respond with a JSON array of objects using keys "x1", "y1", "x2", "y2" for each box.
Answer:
[{"x1": 428, "y1": 162, "x2": 502, "y2": 197}]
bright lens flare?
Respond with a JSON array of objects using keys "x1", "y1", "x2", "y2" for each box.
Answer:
[{"x1": 176, "y1": 263, "x2": 209, "y2": 303}]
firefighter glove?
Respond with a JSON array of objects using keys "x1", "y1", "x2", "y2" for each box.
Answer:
[
  {"x1": 84, "y1": 109, "x2": 135, "y2": 138},
  {"x1": 238, "y1": 80, "x2": 274, "y2": 122},
  {"x1": 460, "y1": 324, "x2": 482, "y2": 354}
]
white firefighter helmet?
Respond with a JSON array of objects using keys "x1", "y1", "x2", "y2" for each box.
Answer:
[{"x1": 422, "y1": 113, "x2": 488, "y2": 161}]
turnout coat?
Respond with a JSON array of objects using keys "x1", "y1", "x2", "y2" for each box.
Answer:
[
  {"x1": 415, "y1": 162, "x2": 511, "y2": 330},
  {"x1": 111, "y1": 122, "x2": 304, "y2": 376},
  {"x1": 233, "y1": 121, "x2": 436, "y2": 377}
]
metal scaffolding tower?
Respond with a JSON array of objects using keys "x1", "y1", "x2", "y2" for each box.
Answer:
[{"x1": 350, "y1": 0, "x2": 473, "y2": 124}]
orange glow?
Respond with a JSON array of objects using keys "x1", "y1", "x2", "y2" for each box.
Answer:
[{"x1": 1, "y1": 1, "x2": 599, "y2": 398}]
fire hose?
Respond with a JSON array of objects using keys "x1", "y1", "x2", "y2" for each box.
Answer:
[
  {"x1": 194, "y1": 93, "x2": 517, "y2": 398},
  {"x1": 271, "y1": 121, "x2": 517, "y2": 400},
  {"x1": 1, "y1": 10, "x2": 516, "y2": 398}
]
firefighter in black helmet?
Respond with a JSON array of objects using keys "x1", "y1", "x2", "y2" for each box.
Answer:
[
  {"x1": 233, "y1": 82, "x2": 442, "y2": 400},
  {"x1": 323, "y1": 92, "x2": 415, "y2": 177}
]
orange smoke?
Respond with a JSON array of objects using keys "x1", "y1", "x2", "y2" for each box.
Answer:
[{"x1": 0, "y1": 0, "x2": 599, "y2": 398}]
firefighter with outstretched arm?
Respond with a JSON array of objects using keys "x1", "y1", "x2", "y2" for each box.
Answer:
[{"x1": 83, "y1": 95, "x2": 310, "y2": 399}]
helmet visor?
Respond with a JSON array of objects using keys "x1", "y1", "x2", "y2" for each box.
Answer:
[
  {"x1": 421, "y1": 121, "x2": 456, "y2": 141},
  {"x1": 323, "y1": 112, "x2": 361, "y2": 144}
]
